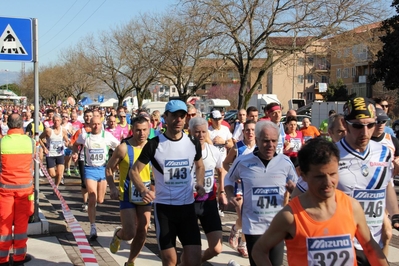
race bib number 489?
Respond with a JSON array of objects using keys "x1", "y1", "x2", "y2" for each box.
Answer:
[
  {"x1": 307, "y1": 235, "x2": 354, "y2": 266},
  {"x1": 164, "y1": 159, "x2": 190, "y2": 186}
]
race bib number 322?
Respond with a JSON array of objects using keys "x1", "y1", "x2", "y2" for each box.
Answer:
[{"x1": 307, "y1": 235, "x2": 354, "y2": 266}]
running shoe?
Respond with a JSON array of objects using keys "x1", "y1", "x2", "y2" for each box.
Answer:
[
  {"x1": 124, "y1": 262, "x2": 134, "y2": 266},
  {"x1": 237, "y1": 242, "x2": 249, "y2": 258},
  {"x1": 109, "y1": 227, "x2": 122, "y2": 254},
  {"x1": 66, "y1": 170, "x2": 71, "y2": 176},
  {"x1": 228, "y1": 225, "x2": 240, "y2": 250},
  {"x1": 227, "y1": 260, "x2": 240, "y2": 266},
  {"x1": 89, "y1": 226, "x2": 97, "y2": 240},
  {"x1": 39, "y1": 169, "x2": 44, "y2": 177},
  {"x1": 82, "y1": 203, "x2": 88, "y2": 212},
  {"x1": 218, "y1": 210, "x2": 225, "y2": 217},
  {"x1": 60, "y1": 177, "x2": 65, "y2": 185},
  {"x1": 74, "y1": 168, "x2": 79, "y2": 175}
]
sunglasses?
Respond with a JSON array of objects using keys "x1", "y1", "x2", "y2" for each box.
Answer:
[
  {"x1": 187, "y1": 113, "x2": 196, "y2": 117},
  {"x1": 381, "y1": 105, "x2": 389, "y2": 108},
  {"x1": 120, "y1": 116, "x2": 126, "y2": 118},
  {"x1": 376, "y1": 120, "x2": 387, "y2": 125},
  {"x1": 62, "y1": 116, "x2": 68, "y2": 118},
  {"x1": 346, "y1": 120, "x2": 376, "y2": 129}
]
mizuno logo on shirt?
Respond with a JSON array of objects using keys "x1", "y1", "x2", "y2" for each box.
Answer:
[
  {"x1": 252, "y1": 187, "x2": 279, "y2": 195},
  {"x1": 165, "y1": 159, "x2": 189, "y2": 167},
  {"x1": 354, "y1": 191, "x2": 385, "y2": 199},
  {"x1": 308, "y1": 235, "x2": 351, "y2": 250}
]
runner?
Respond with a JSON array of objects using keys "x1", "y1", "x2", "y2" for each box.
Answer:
[
  {"x1": 208, "y1": 110, "x2": 233, "y2": 161},
  {"x1": 226, "y1": 121, "x2": 298, "y2": 266},
  {"x1": 70, "y1": 109, "x2": 93, "y2": 212},
  {"x1": 231, "y1": 109, "x2": 247, "y2": 142},
  {"x1": 39, "y1": 114, "x2": 69, "y2": 188},
  {"x1": 130, "y1": 100, "x2": 205, "y2": 266},
  {"x1": 252, "y1": 137, "x2": 389, "y2": 266},
  {"x1": 72, "y1": 116, "x2": 119, "y2": 240},
  {"x1": 106, "y1": 116, "x2": 151, "y2": 266},
  {"x1": 293, "y1": 97, "x2": 399, "y2": 266},
  {"x1": 43, "y1": 109, "x2": 55, "y2": 128},
  {"x1": 223, "y1": 120, "x2": 257, "y2": 258},
  {"x1": 189, "y1": 117, "x2": 226, "y2": 263},
  {"x1": 61, "y1": 112, "x2": 73, "y2": 181}
]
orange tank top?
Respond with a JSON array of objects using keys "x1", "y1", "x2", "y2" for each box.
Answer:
[{"x1": 286, "y1": 190, "x2": 357, "y2": 266}]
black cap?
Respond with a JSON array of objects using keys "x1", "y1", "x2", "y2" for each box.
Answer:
[
  {"x1": 375, "y1": 108, "x2": 389, "y2": 121},
  {"x1": 343, "y1": 97, "x2": 376, "y2": 120}
]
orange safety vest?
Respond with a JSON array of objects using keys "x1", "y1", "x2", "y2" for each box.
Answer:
[
  {"x1": 285, "y1": 190, "x2": 357, "y2": 266},
  {"x1": 0, "y1": 129, "x2": 35, "y2": 191}
]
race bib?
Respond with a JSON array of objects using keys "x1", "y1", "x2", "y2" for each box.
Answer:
[
  {"x1": 50, "y1": 140, "x2": 64, "y2": 154},
  {"x1": 307, "y1": 235, "x2": 354, "y2": 266},
  {"x1": 290, "y1": 138, "x2": 302, "y2": 152},
  {"x1": 304, "y1": 136, "x2": 312, "y2": 142},
  {"x1": 88, "y1": 148, "x2": 106, "y2": 165},
  {"x1": 164, "y1": 159, "x2": 190, "y2": 186},
  {"x1": 130, "y1": 181, "x2": 151, "y2": 203},
  {"x1": 251, "y1": 186, "x2": 282, "y2": 222},
  {"x1": 193, "y1": 169, "x2": 214, "y2": 193},
  {"x1": 276, "y1": 134, "x2": 284, "y2": 154},
  {"x1": 353, "y1": 189, "x2": 385, "y2": 226}
]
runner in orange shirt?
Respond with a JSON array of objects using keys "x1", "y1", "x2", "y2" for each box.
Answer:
[
  {"x1": 299, "y1": 117, "x2": 320, "y2": 142},
  {"x1": 252, "y1": 137, "x2": 388, "y2": 266}
]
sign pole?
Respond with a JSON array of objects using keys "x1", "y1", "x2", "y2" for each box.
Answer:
[{"x1": 33, "y1": 18, "x2": 39, "y2": 222}]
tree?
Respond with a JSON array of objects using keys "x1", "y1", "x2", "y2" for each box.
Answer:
[
  {"x1": 0, "y1": 83, "x2": 21, "y2": 95},
  {"x1": 150, "y1": 13, "x2": 224, "y2": 102},
  {"x1": 371, "y1": 0, "x2": 399, "y2": 90},
  {"x1": 206, "y1": 84, "x2": 240, "y2": 108},
  {"x1": 323, "y1": 79, "x2": 351, "y2": 101},
  {"x1": 185, "y1": 0, "x2": 389, "y2": 109}
]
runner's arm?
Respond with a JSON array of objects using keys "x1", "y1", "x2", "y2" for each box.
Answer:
[
  {"x1": 386, "y1": 184, "x2": 399, "y2": 230},
  {"x1": 223, "y1": 147, "x2": 236, "y2": 172},
  {"x1": 252, "y1": 207, "x2": 294, "y2": 266},
  {"x1": 106, "y1": 143, "x2": 126, "y2": 200},
  {"x1": 352, "y1": 198, "x2": 389, "y2": 266}
]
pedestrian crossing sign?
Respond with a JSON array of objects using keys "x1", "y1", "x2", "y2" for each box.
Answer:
[{"x1": 0, "y1": 17, "x2": 33, "y2": 62}]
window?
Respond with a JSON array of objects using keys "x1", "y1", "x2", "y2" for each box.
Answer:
[
  {"x1": 307, "y1": 74, "x2": 313, "y2": 83},
  {"x1": 172, "y1": 87, "x2": 176, "y2": 93},
  {"x1": 321, "y1": 76, "x2": 328, "y2": 83},
  {"x1": 344, "y1": 48, "x2": 350, "y2": 58},
  {"x1": 352, "y1": 67, "x2": 356, "y2": 77},
  {"x1": 298, "y1": 75, "x2": 304, "y2": 83},
  {"x1": 336, "y1": 69, "x2": 341, "y2": 78},
  {"x1": 307, "y1": 92, "x2": 314, "y2": 100},
  {"x1": 307, "y1": 56, "x2": 314, "y2": 65},
  {"x1": 298, "y1": 57, "x2": 305, "y2": 66},
  {"x1": 343, "y1": 68, "x2": 349, "y2": 78}
]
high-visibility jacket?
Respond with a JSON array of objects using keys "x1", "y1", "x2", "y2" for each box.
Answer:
[{"x1": 0, "y1": 128, "x2": 35, "y2": 191}]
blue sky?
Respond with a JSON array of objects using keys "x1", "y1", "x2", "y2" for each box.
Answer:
[{"x1": 0, "y1": 0, "x2": 177, "y2": 77}]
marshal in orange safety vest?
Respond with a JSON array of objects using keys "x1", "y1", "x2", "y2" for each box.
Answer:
[{"x1": 0, "y1": 114, "x2": 35, "y2": 266}]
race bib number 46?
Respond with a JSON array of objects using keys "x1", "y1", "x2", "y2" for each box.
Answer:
[
  {"x1": 307, "y1": 235, "x2": 354, "y2": 266},
  {"x1": 164, "y1": 159, "x2": 190, "y2": 186},
  {"x1": 353, "y1": 189, "x2": 385, "y2": 226}
]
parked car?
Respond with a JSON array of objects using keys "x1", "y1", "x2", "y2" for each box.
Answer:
[{"x1": 280, "y1": 115, "x2": 312, "y2": 128}]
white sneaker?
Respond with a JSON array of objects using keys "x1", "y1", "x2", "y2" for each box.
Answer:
[
  {"x1": 39, "y1": 169, "x2": 44, "y2": 177},
  {"x1": 81, "y1": 203, "x2": 88, "y2": 212},
  {"x1": 89, "y1": 226, "x2": 97, "y2": 240},
  {"x1": 227, "y1": 260, "x2": 241, "y2": 266},
  {"x1": 60, "y1": 177, "x2": 65, "y2": 185},
  {"x1": 219, "y1": 209, "x2": 225, "y2": 217}
]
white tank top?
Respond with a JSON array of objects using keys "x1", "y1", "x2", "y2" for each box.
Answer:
[{"x1": 47, "y1": 128, "x2": 64, "y2": 157}]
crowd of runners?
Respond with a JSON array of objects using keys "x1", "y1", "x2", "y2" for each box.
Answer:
[{"x1": 1, "y1": 96, "x2": 398, "y2": 266}]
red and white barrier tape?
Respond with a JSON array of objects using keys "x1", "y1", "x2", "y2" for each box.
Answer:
[{"x1": 35, "y1": 156, "x2": 99, "y2": 266}]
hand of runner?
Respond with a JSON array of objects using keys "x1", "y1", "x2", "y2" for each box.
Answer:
[
  {"x1": 392, "y1": 214, "x2": 399, "y2": 231},
  {"x1": 285, "y1": 180, "x2": 296, "y2": 194},
  {"x1": 229, "y1": 195, "x2": 242, "y2": 208},
  {"x1": 109, "y1": 187, "x2": 119, "y2": 200},
  {"x1": 141, "y1": 190, "x2": 155, "y2": 203},
  {"x1": 195, "y1": 184, "x2": 205, "y2": 196},
  {"x1": 218, "y1": 193, "x2": 228, "y2": 210},
  {"x1": 71, "y1": 152, "x2": 78, "y2": 162},
  {"x1": 43, "y1": 148, "x2": 49, "y2": 155}
]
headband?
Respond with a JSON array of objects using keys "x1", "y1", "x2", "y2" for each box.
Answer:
[{"x1": 267, "y1": 105, "x2": 281, "y2": 114}]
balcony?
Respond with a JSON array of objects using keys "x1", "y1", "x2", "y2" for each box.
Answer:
[{"x1": 312, "y1": 64, "x2": 330, "y2": 72}]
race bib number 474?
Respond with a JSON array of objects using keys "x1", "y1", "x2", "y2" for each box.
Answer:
[
  {"x1": 307, "y1": 235, "x2": 354, "y2": 266},
  {"x1": 164, "y1": 159, "x2": 190, "y2": 186}
]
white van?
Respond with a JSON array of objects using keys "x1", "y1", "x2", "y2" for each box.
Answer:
[{"x1": 141, "y1": 101, "x2": 168, "y2": 114}]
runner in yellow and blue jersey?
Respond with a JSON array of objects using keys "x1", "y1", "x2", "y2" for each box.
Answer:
[{"x1": 106, "y1": 115, "x2": 151, "y2": 266}]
